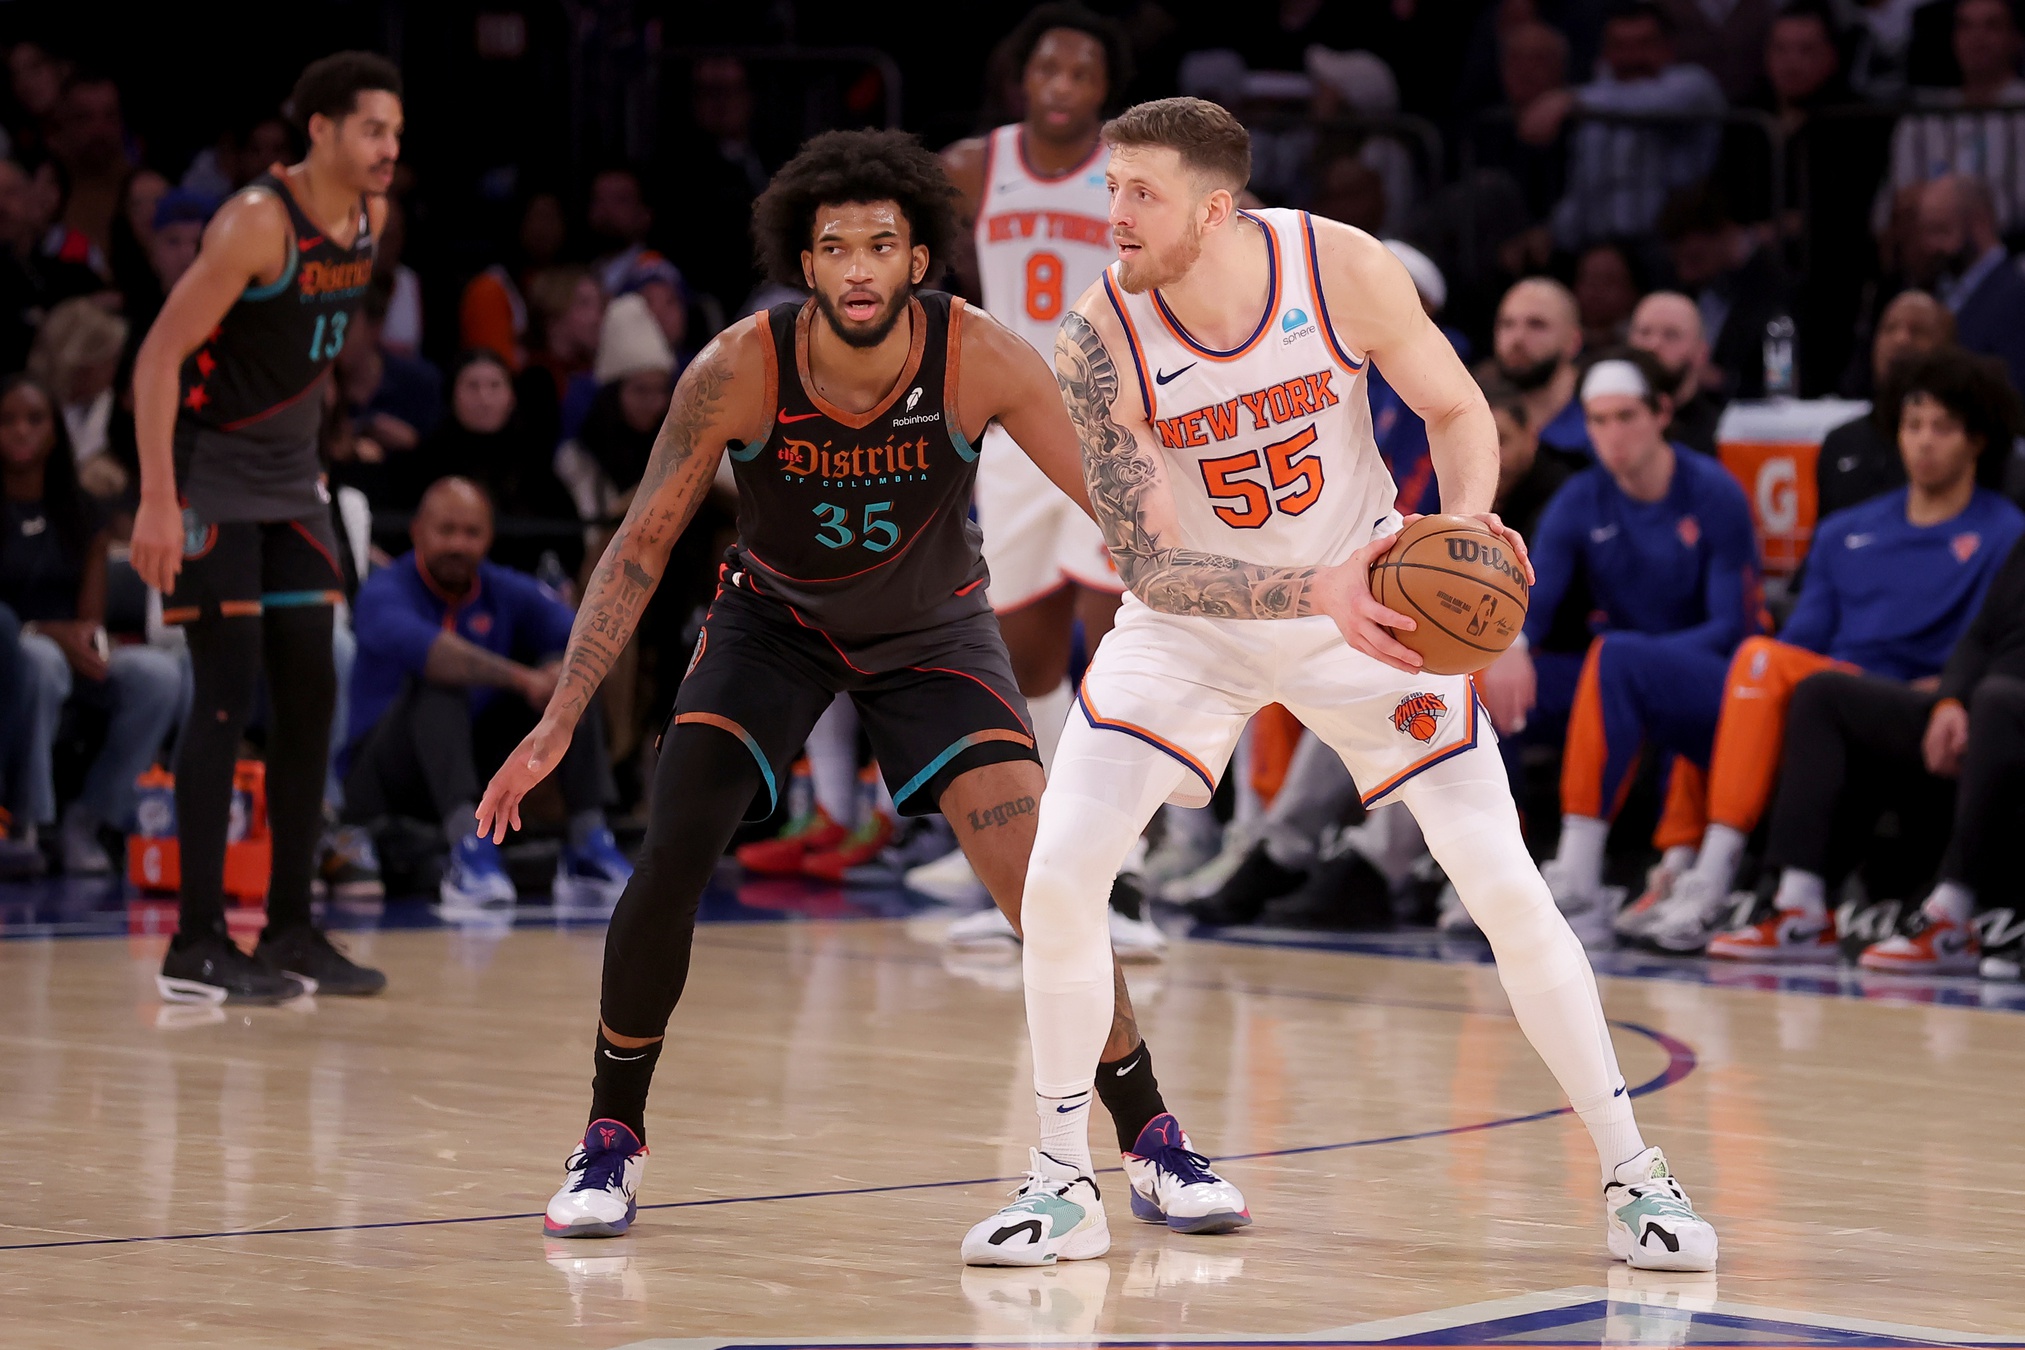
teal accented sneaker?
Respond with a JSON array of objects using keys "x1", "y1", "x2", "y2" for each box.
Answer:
[
  {"x1": 1605, "y1": 1147, "x2": 1718, "y2": 1271},
  {"x1": 961, "y1": 1149, "x2": 1110, "y2": 1266}
]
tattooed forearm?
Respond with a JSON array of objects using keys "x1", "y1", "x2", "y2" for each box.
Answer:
[
  {"x1": 1054, "y1": 312, "x2": 1322, "y2": 619},
  {"x1": 545, "y1": 346, "x2": 733, "y2": 725},
  {"x1": 424, "y1": 631, "x2": 533, "y2": 690}
]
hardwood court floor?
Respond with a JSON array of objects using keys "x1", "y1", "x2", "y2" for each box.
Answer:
[{"x1": 2, "y1": 915, "x2": 2023, "y2": 1347}]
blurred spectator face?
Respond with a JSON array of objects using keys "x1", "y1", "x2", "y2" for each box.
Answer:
[
  {"x1": 411, "y1": 481, "x2": 494, "y2": 593},
  {"x1": 0, "y1": 379, "x2": 56, "y2": 472},
  {"x1": 520, "y1": 193, "x2": 566, "y2": 266},
  {"x1": 635, "y1": 278, "x2": 688, "y2": 350},
  {"x1": 1914, "y1": 177, "x2": 1993, "y2": 284},
  {"x1": 1627, "y1": 292, "x2": 1707, "y2": 396},
  {"x1": 1492, "y1": 403, "x2": 1539, "y2": 494},
  {"x1": 1665, "y1": 224, "x2": 1730, "y2": 289},
  {"x1": 149, "y1": 218, "x2": 202, "y2": 290},
  {"x1": 453, "y1": 358, "x2": 516, "y2": 434},
  {"x1": 1500, "y1": 21, "x2": 1568, "y2": 108},
  {"x1": 1493, "y1": 279, "x2": 1581, "y2": 388},
  {"x1": 692, "y1": 56, "x2": 753, "y2": 143},
  {"x1": 8, "y1": 43, "x2": 68, "y2": 121},
  {"x1": 1601, "y1": 13, "x2": 1672, "y2": 81},
  {"x1": 1024, "y1": 28, "x2": 1109, "y2": 144},
  {"x1": 123, "y1": 168, "x2": 166, "y2": 248},
  {"x1": 619, "y1": 369, "x2": 671, "y2": 434},
  {"x1": 1899, "y1": 391, "x2": 1981, "y2": 490},
  {"x1": 50, "y1": 77, "x2": 126, "y2": 175},
  {"x1": 1574, "y1": 245, "x2": 1638, "y2": 345},
  {"x1": 589, "y1": 170, "x2": 651, "y2": 248},
  {"x1": 1309, "y1": 156, "x2": 1387, "y2": 233},
  {"x1": 1766, "y1": 13, "x2": 1839, "y2": 105},
  {"x1": 237, "y1": 117, "x2": 292, "y2": 185},
  {"x1": 1107, "y1": 146, "x2": 1210, "y2": 294},
  {"x1": 1955, "y1": 0, "x2": 2023, "y2": 89},
  {"x1": 1871, "y1": 291, "x2": 1952, "y2": 384},
  {"x1": 1586, "y1": 391, "x2": 1672, "y2": 476},
  {"x1": 553, "y1": 275, "x2": 606, "y2": 360}
]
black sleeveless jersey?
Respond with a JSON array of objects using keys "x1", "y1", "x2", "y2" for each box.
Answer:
[
  {"x1": 177, "y1": 172, "x2": 374, "y2": 436},
  {"x1": 726, "y1": 292, "x2": 990, "y2": 639}
]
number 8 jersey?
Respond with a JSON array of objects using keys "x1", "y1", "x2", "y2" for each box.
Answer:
[
  {"x1": 975, "y1": 124, "x2": 1115, "y2": 356},
  {"x1": 1103, "y1": 208, "x2": 1397, "y2": 571}
]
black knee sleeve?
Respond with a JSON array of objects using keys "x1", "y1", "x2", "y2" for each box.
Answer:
[{"x1": 598, "y1": 722, "x2": 766, "y2": 1038}]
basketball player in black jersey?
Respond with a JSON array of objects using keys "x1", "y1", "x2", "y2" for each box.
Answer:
[
  {"x1": 478, "y1": 130, "x2": 1243, "y2": 1245},
  {"x1": 129, "y1": 53, "x2": 400, "y2": 1003}
]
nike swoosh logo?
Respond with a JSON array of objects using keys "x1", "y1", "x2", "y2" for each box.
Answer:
[
  {"x1": 1055, "y1": 1101, "x2": 1085, "y2": 1113},
  {"x1": 297, "y1": 234, "x2": 325, "y2": 250},
  {"x1": 602, "y1": 1049, "x2": 650, "y2": 1062},
  {"x1": 1154, "y1": 363, "x2": 1196, "y2": 385},
  {"x1": 778, "y1": 410, "x2": 824, "y2": 423},
  {"x1": 1113, "y1": 1054, "x2": 1143, "y2": 1077},
  {"x1": 1613, "y1": 1083, "x2": 1626, "y2": 1097}
]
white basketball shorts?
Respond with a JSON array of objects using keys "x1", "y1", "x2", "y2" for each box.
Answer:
[{"x1": 976, "y1": 423, "x2": 1121, "y2": 612}]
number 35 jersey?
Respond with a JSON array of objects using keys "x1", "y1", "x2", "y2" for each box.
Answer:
[
  {"x1": 726, "y1": 292, "x2": 991, "y2": 640},
  {"x1": 1104, "y1": 208, "x2": 1397, "y2": 572}
]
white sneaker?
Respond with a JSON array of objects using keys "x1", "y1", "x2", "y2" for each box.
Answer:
[
  {"x1": 1604, "y1": 1147, "x2": 1718, "y2": 1271},
  {"x1": 1109, "y1": 907, "x2": 1168, "y2": 959},
  {"x1": 544, "y1": 1119, "x2": 648, "y2": 1238},
  {"x1": 1122, "y1": 1112, "x2": 1251, "y2": 1233},
  {"x1": 1541, "y1": 856, "x2": 1603, "y2": 916},
  {"x1": 1615, "y1": 859, "x2": 1687, "y2": 942},
  {"x1": 961, "y1": 1149, "x2": 1111, "y2": 1266},
  {"x1": 946, "y1": 905, "x2": 1018, "y2": 945},
  {"x1": 1159, "y1": 824, "x2": 1257, "y2": 904},
  {"x1": 1644, "y1": 872, "x2": 1740, "y2": 954},
  {"x1": 58, "y1": 805, "x2": 110, "y2": 876},
  {"x1": 1131, "y1": 827, "x2": 1219, "y2": 889},
  {"x1": 906, "y1": 846, "x2": 990, "y2": 905}
]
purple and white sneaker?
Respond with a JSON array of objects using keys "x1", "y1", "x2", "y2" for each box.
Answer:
[{"x1": 544, "y1": 1119, "x2": 648, "y2": 1238}]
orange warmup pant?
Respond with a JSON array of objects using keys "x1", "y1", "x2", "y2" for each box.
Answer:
[{"x1": 1704, "y1": 637, "x2": 1852, "y2": 832}]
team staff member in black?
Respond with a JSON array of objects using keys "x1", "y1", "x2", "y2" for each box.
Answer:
[
  {"x1": 129, "y1": 53, "x2": 401, "y2": 1004},
  {"x1": 480, "y1": 130, "x2": 1230, "y2": 1240}
]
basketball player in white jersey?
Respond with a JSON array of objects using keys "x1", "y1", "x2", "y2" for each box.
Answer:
[{"x1": 963, "y1": 98, "x2": 1718, "y2": 1272}]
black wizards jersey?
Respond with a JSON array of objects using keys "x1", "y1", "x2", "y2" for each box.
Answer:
[{"x1": 725, "y1": 292, "x2": 991, "y2": 639}]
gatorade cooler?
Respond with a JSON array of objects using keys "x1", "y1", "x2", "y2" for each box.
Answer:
[
  {"x1": 126, "y1": 760, "x2": 272, "y2": 901},
  {"x1": 1716, "y1": 397, "x2": 1870, "y2": 577}
]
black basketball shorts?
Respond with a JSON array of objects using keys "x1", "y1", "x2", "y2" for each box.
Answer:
[
  {"x1": 671, "y1": 580, "x2": 1039, "y2": 820},
  {"x1": 162, "y1": 511, "x2": 344, "y2": 625}
]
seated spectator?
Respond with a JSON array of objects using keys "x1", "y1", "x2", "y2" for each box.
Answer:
[
  {"x1": 1308, "y1": 146, "x2": 1389, "y2": 236},
  {"x1": 373, "y1": 197, "x2": 423, "y2": 359},
  {"x1": 0, "y1": 375, "x2": 184, "y2": 874},
  {"x1": 180, "y1": 113, "x2": 294, "y2": 200},
  {"x1": 1818, "y1": 290, "x2": 1955, "y2": 519},
  {"x1": 1658, "y1": 181, "x2": 1790, "y2": 399},
  {"x1": 613, "y1": 252, "x2": 691, "y2": 366},
  {"x1": 334, "y1": 287, "x2": 442, "y2": 479},
  {"x1": 458, "y1": 191, "x2": 567, "y2": 371},
  {"x1": 27, "y1": 295, "x2": 127, "y2": 499},
  {"x1": 408, "y1": 351, "x2": 575, "y2": 573},
  {"x1": 1494, "y1": 18, "x2": 1574, "y2": 223},
  {"x1": 121, "y1": 186, "x2": 213, "y2": 343},
  {"x1": 1618, "y1": 347, "x2": 2025, "y2": 952},
  {"x1": 587, "y1": 166, "x2": 655, "y2": 300},
  {"x1": 1914, "y1": 175, "x2": 2025, "y2": 397},
  {"x1": 665, "y1": 55, "x2": 770, "y2": 317},
  {"x1": 1487, "y1": 275, "x2": 1592, "y2": 461},
  {"x1": 1538, "y1": 2, "x2": 1726, "y2": 248},
  {"x1": 343, "y1": 477, "x2": 632, "y2": 911},
  {"x1": 0, "y1": 156, "x2": 105, "y2": 374},
  {"x1": 1627, "y1": 289, "x2": 1724, "y2": 454},
  {"x1": 1706, "y1": 534, "x2": 2025, "y2": 973},
  {"x1": 518, "y1": 265, "x2": 605, "y2": 453},
  {"x1": 45, "y1": 71, "x2": 132, "y2": 277},
  {"x1": 555, "y1": 294, "x2": 677, "y2": 533},
  {"x1": 108, "y1": 166, "x2": 166, "y2": 325},
  {"x1": 1659, "y1": 0, "x2": 1776, "y2": 101},
  {"x1": 1575, "y1": 241, "x2": 1641, "y2": 352},
  {"x1": 1883, "y1": 0, "x2": 2025, "y2": 239},
  {"x1": 1476, "y1": 349, "x2": 1761, "y2": 925}
]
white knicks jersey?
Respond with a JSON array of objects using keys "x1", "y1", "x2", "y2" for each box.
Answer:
[
  {"x1": 1102, "y1": 208, "x2": 1397, "y2": 570},
  {"x1": 975, "y1": 124, "x2": 1116, "y2": 359}
]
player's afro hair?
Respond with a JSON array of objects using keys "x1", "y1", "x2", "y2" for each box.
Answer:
[
  {"x1": 751, "y1": 129, "x2": 960, "y2": 289},
  {"x1": 1003, "y1": 3, "x2": 1135, "y2": 111}
]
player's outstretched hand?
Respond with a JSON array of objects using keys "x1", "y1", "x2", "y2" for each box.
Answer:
[
  {"x1": 1460, "y1": 511, "x2": 1535, "y2": 584},
  {"x1": 1319, "y1": 533, "x2": 1424, "y2": 673},
  {"x1": 476, "y1": 714, "x2": 572, "y2": 843},
  {"x1": 131, "y1": 495, "x2": 185, "y2": 595}
]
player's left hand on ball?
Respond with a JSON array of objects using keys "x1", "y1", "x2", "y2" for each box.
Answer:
[
  {"x1": 1322, "y1": 536, "x2": 1424, "y2": 674},
  {"x1": 475, "y1": 715, "x2": 570, "y2": 843},
  {"x1": 1463, "y1": 511, "x2": 1534, "y2": 584}
]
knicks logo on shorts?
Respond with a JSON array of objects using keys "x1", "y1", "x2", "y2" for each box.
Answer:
[{"x1": 1391, "y1": 691, "x2": 1448, "y2": 743}]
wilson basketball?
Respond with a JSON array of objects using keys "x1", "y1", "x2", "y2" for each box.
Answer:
[{"x1": 1368, "y1": 515, "x2": 1530, "y2": 675}]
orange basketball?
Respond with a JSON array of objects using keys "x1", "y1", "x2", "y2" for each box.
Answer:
[{"x1": 1367, "y1": 515, "x2": 1530, "y2": 676}]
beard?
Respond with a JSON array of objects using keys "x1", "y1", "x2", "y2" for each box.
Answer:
[
  {"x1": 814, "y1": 284, "x2": 912, "y2": 349},
  {"x1": 1497, "y1": 353, "x2": 1563, "y2": 392},
  {"x1": 1916, "y1": 241, "x2": 1981, "y2": 290},
  {"x1": 1654, "y1": 357, "x2": 1694, "y2": 399},
  {"x1": 1116, "y1": 223, "x2": 1204, "y2": 295}
]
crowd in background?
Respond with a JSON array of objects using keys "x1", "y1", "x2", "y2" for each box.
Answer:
[{"x1": 0, "y1": 0, "x2": 2023, "y2": 972}]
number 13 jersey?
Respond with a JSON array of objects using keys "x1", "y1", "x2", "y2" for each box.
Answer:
[{"x1": 1103, "y1": 208, "x2": 1397, "y2": 572}]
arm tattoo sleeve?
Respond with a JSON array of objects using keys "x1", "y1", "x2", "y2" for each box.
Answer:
[
  {"x1": 424, "y1": 632, "x2": 529, "y2": 690},
  {"x1": 547, "y1": 347, "x2": 733, "y2": 725},
  {"x1": 1054, "y1": 311, "x2": 1321, "y2": 619}
]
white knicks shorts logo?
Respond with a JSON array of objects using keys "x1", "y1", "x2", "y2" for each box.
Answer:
[{"x1": 1390, "y1": 691, "x2": 1449, "y2": 744}]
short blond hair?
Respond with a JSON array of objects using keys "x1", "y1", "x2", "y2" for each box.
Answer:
[
  {"x1": 1103, "y1": 97, "x2": 1251, "y2": 192},
  {"x1": 29, "y1": 297, "x2": 127, "y2": 401}
]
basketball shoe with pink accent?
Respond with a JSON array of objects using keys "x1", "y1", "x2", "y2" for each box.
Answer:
[
  {"x1": 1122, "y1": 1113, "x2": 1251, "y2": 1234},
  {"x1": 544, "y1": 1119, "x2": 648, "y2": 1238}
]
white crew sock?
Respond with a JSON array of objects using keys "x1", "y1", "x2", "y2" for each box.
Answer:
[
  {"x1": 1037, "y1": 1090, "x2": 1095, "y2": 1175},
  {"x1": 1924, "y1": 879, "x2": 1974, "y2": 925},
  {"x1": 1028, "y1": 680, "x2": 1074, "y2": 776},
  {"x1": 1405, "y1": 746, "x2": 1645, "y2": 1179},
  {"x1": 807, "y1": 696, "x2": 859, "y2": 826},
  {"x1": 1554, "y1": 815, "x2": 1610, "y2": 896},
  {"x1": 1691, "y1": 824, "x2": 1747, "y2": 892},
  {"x1": 1772, "y1": 868, "x2": 1827, "y2": 919},
  {"x1": 1660, "y1": 844, "x2": 1698, "y2": 874}
]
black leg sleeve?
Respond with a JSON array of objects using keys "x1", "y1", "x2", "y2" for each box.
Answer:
[
  {"x1": 1763, "y1": 672, "x2": 1931, "y2": 877},
  {"x1": 175, "y1": 615, "x2": 264, "y2": 940},
  {"x1": 597, "y1": 721, "x2": 763, "y2": 1040},
  {"x1": 261, "y1": 606, "x2": 336, "y2": 934},
  {"x1": 1943, "y1": 674, "x2": 2025, "y2": 891}
]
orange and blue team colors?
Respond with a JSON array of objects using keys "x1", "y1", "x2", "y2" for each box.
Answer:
[{"x1": 1564, "y1": 485, "x2": 2025, "y2": 835}]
